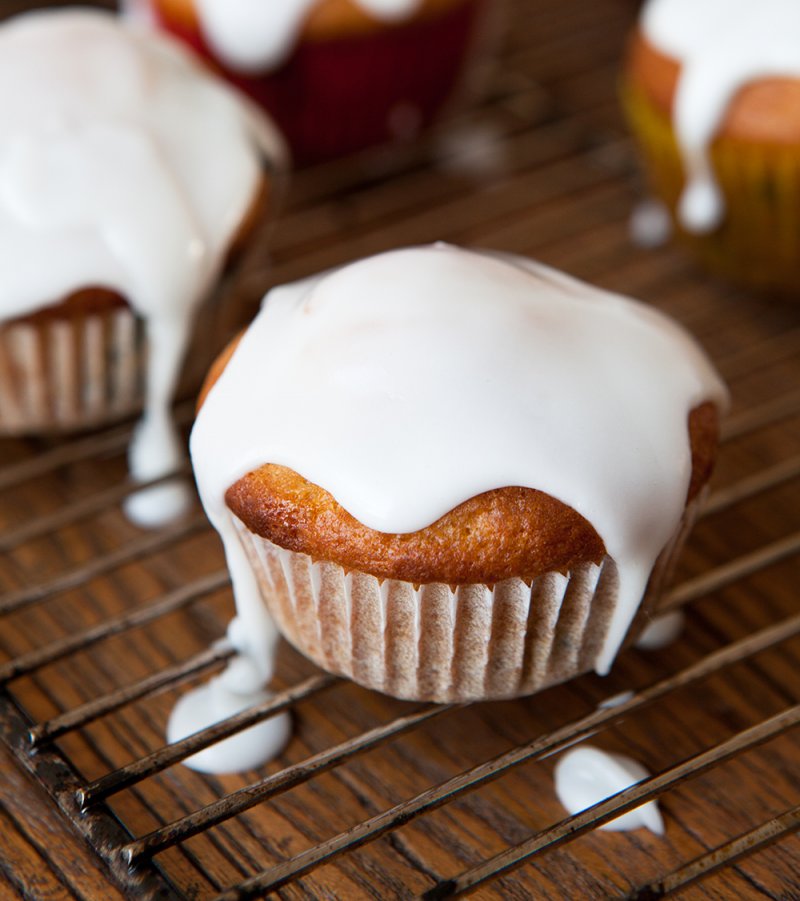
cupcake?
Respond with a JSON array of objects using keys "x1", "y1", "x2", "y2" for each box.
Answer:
[
  {"x1": 135, "y1": 0, "x2": 493, "y2": 165},
  {"x1": 190, "y1": 244, "x2": 727, "y2": 703},
  {"x1": 0, "y1": 10, "x2": 285, "y2": 524},
  {"x1": 622, "y1": 0, "x2": 800, "y2": 294}
]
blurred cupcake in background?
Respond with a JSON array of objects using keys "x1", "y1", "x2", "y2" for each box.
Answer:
[
  {"x1": 622, "y1": 0, "x2": 800, "y2": 296},
  {"x1": 0, "y1": 9, "x2": 284, "y2": 525},
  {"x1": 134, "y1": 0, "x2": 495, "y2": 165}
]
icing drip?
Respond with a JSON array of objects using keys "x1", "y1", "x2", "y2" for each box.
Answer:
[
  {"x1": 167, "y1": 677, "x2": 291, "y2": 773},
  {"x1": 642, "y1": 0, "x2": 800, "y2": 233},
  {"x1": 629, "y1": 199, "x2": 672, "y2": 249},
  {"x1": 635, "y1": 610, "x2": 685, "y2": 650},
  {"x1": 192, "y1": 0, "x2": 425, "y2": 73},
  {"x1": 167, "y1": 618, "x2": 291, "y2": 774},
  {"x1": 554, "y1": 745, "x2": 664, "y2": 834},
  {"x1": 0, "y1": 11, "x2": 282, "y2": 525},
  {"x1": 190, "y1": 244, "x2": 727, "y2": 677}
]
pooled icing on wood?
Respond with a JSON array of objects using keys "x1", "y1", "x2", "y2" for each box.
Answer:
[
  {"x1": 192, "y1": 0, "x2": 426, "y2": 73},
  {"x1": 191, "y1": 243, "x2": 727, "y2": 687},
  {"x1": 0, "y1": 10, "x2": 282, "y2": 525},
  {"x1": 642, "y1": 0, "x2": 800, "y2": 233}
]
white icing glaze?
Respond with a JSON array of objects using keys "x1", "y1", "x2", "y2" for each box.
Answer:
[
  {"x1": 635, "y1": 609, "x2": 685, "y2": 650},
  {"x1": 434, "y1": 122, "x2": 509, "y2": 178},
  {"x1": 167, "y1": 673, "x2": 291, "y2": 774},
  {"x1": 598, "y1": 689, "x2": 634, "y2": 710},
  {"x1": 192, "y1": 0, "x2": 425, "y2": 73},
  {"x1": 167, "y1": 617, "x2": 291, "y2": 774},
  {"x1": 0, "y1": 10, "x2": 282, "y2": 525},
  {"x1": 555, "y1": 745, "x2": 664, "y2": 834},
  {"x1": 642, "y1": 0, "x2": 800, "y2": 233},
  {"x1": 190, "y1": 244, "x2": 727, "y2": 676},
  {"x1": 629, "y1": 199, "x2": 672, "y2": 249},
  {"x1": 120, "y1": 0, "x2": 156, "y2": 27}
]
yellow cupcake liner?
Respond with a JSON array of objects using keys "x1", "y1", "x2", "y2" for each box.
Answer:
[
  {"x1": 622, "y1": 79, "x2": 800, "y2": 295},
  {"x1": 232, "y1": 493, "x2": 703, "y2": 703}
]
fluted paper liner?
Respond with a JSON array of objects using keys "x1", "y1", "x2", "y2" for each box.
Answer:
[
  {"x1": 0, "y1": 279, "x2": 248, "y2": 436},
  {"x1": 0, "y1": 307, "x2": 144, "y2": 435},
  {"x1": 232, "y1": 495, "x2": 703, "y2": 702},
  {"x1": 622, "y1": 79, "x2": 800, "y2": 295}
]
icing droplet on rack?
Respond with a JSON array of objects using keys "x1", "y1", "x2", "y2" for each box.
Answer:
[
  {"x1": 168, "y1": 618, "x2": 289, "y2": 774},
  {"x1": 629, "y1": 199, "x2": 672, "y2": 248},
  {"x1": 167, "y1": 675, "x2": 291, "y2": 774},
  {"x1": 555, "y1": 745, "x2": 664, "y2": 834},
  {"x1": 635, "y1": 610, "x2": 685, "y2": 650}
]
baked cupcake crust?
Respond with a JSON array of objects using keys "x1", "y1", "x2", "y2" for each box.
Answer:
[
  {"x1": 626, "y1": 29, "x2": 800, "y2": 145},
  {"x1": 200, "y1": 338, "x2": 719, "y2": 586}
]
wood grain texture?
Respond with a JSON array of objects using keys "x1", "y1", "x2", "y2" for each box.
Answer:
[
  {"x1": 0, "y1": 744, "x2": 128, "y2": 900},
  {"x1": 0, "y1": 0, "x2": 799, "y2": 899}
]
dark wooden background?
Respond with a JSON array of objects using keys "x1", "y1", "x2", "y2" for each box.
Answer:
[{"x1": 0, "y1": 0, "x2": 799, "y2": 898}]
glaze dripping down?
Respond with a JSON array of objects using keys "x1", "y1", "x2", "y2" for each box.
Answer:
[
  {"x1": 192, "y1": 0, "x2": 426, "y2": 73},
  {"x1": 642, "y1": 0, "x2": 800, "y2": 233},
  {"x1": 0, "y1": 10, "x2": 282, "y2": 525}
]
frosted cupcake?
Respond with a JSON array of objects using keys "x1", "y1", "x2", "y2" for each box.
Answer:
[
  {"x1": 622, "y1": 0, "x2": 800, "y2": 294},
  {"x1": 135, "y1": 0, "x2": 492, "y2": 165},
  {"x1": 191, "y1": 244, "x2": 727, "y2": 702},
  {"x1": 0, "y1": 10, "x2": 284, "y2": 524}
]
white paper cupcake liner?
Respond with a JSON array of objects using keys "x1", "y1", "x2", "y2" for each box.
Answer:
[
  {"x1": 0, "y1": 307, "x2": 145, "y2": 435},
  {"x1": 231, "y1": 494, "x2": 702, "y2": 702},
  {"x1": 0, "y1": 278, "x2": 251, "y2": 436}
]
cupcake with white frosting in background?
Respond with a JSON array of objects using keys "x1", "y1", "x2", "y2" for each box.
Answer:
[
  {"x1": 131, "y1": 0, "x2": 496, "y2": 165},
  {"x1": 0, "y1": 9, "x2": 285, "y2": 526},
  {"x1": 189, "y1": 243, "x2": 727, "y2": 704},
  {"x1": 622, "y1": 0, "x2": 800, "y2": 296}
]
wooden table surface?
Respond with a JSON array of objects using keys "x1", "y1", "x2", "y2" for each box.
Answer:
[{"x1": 1, "y1": 0, "x2": 799, "y2": 899}]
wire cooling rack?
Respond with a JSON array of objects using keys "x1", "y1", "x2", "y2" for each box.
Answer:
[
  {"x1": 1, "y1": 0, "x2": 800, "y2": 898},
  {"x1": 1, "y1": 379, "x2": 799, "y2": 899}
]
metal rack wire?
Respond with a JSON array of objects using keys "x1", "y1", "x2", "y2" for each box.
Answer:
[{"x1": 1, "y1": 378, "x2": 799, "y2": 899}]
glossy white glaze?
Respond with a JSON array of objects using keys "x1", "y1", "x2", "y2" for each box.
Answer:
[
  {"x1": 193, "y1": 0, "x2": 425, "y2": 72},
  {"x1": 0, "y1": 10, "x2": 282, "y2": 525},
  {"x1": 167, "y1": 649, "x2": 291, "y2": 773},
  {"x1": 642, "y1": 0, "x2": 800, "y2": 232},
  {"x1": 629, "y1": 199, "x2": 672, "y2": 249},
  {"x1": 191, "y1": 244, "x2": 726, "y2": 677},
  {"x1": 635, "y1": 609, "x2": 685, "y2": 650},
  {"x1": 168, "y1": 610, "x2": 290, "y2": 774},
  {"x1": 555, "y1": 745, "x2": 664, "y2": 833}
]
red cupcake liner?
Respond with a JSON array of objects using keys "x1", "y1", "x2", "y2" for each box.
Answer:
[{"x1": 152, "y1": 0, "x2": 489, "y2": 165}]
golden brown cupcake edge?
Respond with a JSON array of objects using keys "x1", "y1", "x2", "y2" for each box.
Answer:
[{"x1": 198, "y1": 337, "x2": 719, "y2": 586}]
